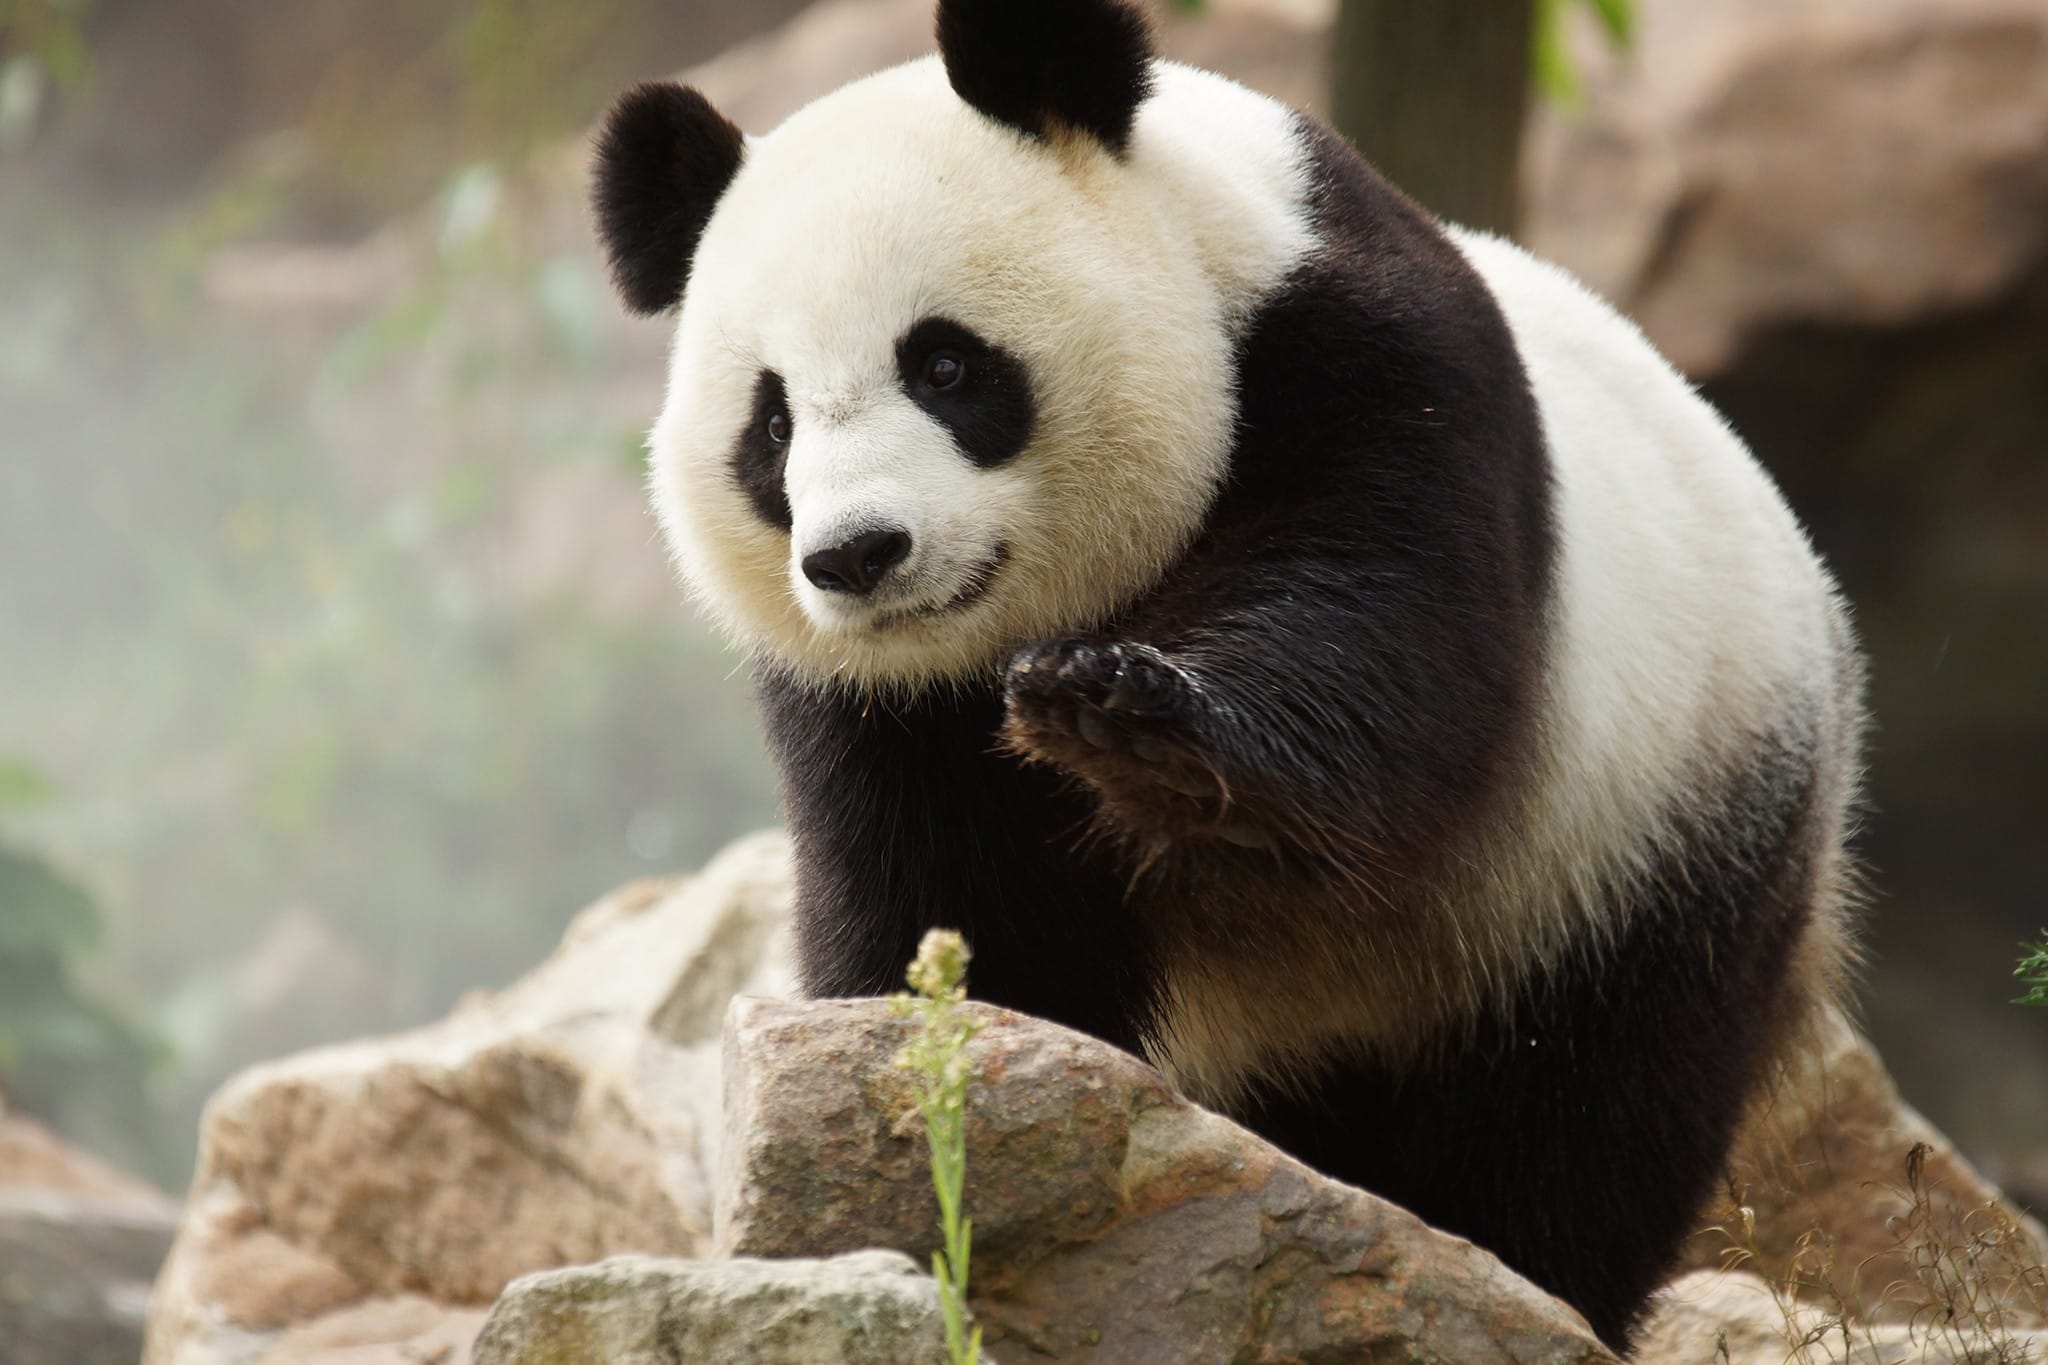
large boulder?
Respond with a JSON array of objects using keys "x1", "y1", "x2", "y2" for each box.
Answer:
[
  {"x1": 1524, "y1": 0, "x2": 2048, "y2": 377},
  {"x1": 142, "y1": 832, "x2": 795, "y2": 1365},
  {"x1": 1, "y1": 1103, "x2": 181, "y2": 1365},
  {"x1": 719, "y1": 995, "x2": 1617, "y2": 1364}
]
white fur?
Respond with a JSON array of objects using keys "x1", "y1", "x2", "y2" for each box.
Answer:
[
  {"x1": 648, "y1": 58, "x2": 1312, "y2": 690},
  {"x1": 1448, "y1": 227, "x2": 1850, "y2": 950}
]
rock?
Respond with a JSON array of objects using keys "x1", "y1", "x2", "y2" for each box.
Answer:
[
  {"x1": 143, "y1": 832, "x2": 796, "y2": 1365},
  {"x1": 1525, "y1": 0, "x2": 2048, "y2": 380},
  {"x1": 471, "y1": 1251, "x2": 950, "y2": 1365},
  {"x1": 1, "y1": 1104, "x2": 181, "y2": 1365},
  {"x1": 1638, "y1": 1269, "x2": 2048, "y2": 1365},
  {"x1": 718, "y1": 995, "x2": 1618, "y2": 1365}
]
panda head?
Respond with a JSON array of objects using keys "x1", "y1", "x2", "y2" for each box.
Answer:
[{"x1": 594, "y1": 0, "x2": 1256, "y2": 692}]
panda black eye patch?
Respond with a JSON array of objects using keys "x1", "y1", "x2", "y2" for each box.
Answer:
[
  {"x1": 731, "y1": 370, "x2": 794, "y2": 531},
  {"x1": 895, "y1": 317, "x2": 1035, "y2": 468}
]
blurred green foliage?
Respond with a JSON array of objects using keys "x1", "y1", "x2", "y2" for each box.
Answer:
[
  {"x1": 0, "y1": 112, "x2": 777, "y2": 1177},
  {"x1": 0, "y1": 757, "x2": 167, "y2": 1174}
]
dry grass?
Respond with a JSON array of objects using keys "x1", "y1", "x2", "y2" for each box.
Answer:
[{"x1": 1708, "y1": 1143, "x2": 2048, "y2": 1363}]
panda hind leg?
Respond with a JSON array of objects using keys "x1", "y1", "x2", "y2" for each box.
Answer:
[{"x1": 1236, "y1": 735, "x2": 1832, "y2": 1350}]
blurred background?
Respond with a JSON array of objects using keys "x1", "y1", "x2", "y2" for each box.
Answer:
[{"x1": 0, "y1": 0, "x2": 2041, "y2": 1258}]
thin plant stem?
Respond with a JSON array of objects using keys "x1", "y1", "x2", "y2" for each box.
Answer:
[{"x1": 893, "y1": 928, "x2": 984, "y2": 1365}]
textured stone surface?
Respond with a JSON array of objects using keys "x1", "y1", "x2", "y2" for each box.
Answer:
[
  {"x1": 719, "y1": 995, "x2": 1618, "y2": 1365},
  {"x1": 143, "y1": 832, "x2": 795, "y2": 1365},
  {"x1": 1524, "y1": 0, "x2": 2048, "y2": 378},
  {"x1": 472, "y1": 1252, "x2": 948, "y2": 1365},
  {"x1": 1, "y1": 1106, "x2": 180, "y2": 1365}
]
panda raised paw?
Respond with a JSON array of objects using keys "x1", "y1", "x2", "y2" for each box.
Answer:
[{"x1": 1002, "y1": 638, "x2": 1224, "y2": 803}]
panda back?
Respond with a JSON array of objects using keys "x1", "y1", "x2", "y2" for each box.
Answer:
[{"x1": 1449, "y1": 226, "x2": 1855, "y2": 947}]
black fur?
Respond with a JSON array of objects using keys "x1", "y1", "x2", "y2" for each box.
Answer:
[
  {"x1": 936, "y1": 0, "x2": 1155, "y2": 154},
  {"x1": 758, "y1": 113, "x2": 1814, "y2": 1353},
  {"x1": 592, "y1": 82, "x2": 745, "y2": 316},
  {"x1": 895, "y1": 316, "x2": 1037, "y2": 468},
  {"x1": 761, "y1": 673, "x2": 1154, "y2": 1058},
  {"x1": 733, "y1": 371, "x2": 794, "y2": 531}
]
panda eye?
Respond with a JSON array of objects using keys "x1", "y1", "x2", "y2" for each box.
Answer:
[
  {"x1": 923, "y1": 351, "x2": 966, "y2": 392},
  {"x1": 766, "y1": 409, "x2": 791, "y2": 444}
]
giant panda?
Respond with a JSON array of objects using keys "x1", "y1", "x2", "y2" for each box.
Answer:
[{"x1": 591, "y1": 0, "x2": 1863, "y2": 1347}]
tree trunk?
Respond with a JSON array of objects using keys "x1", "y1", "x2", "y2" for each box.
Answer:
[{"x1": 1329, "y1": 0, "x2": 1533, "y2": 238}]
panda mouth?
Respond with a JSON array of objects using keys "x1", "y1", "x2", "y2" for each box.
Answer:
[{"x1": 873, "y1": 543, "x2": 1009, "y2": 630}]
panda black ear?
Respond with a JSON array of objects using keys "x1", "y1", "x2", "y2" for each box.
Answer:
[
  {"x1": 936, "y1": 0, "x2": 1155, "y2": 154},
  {"x1": 591, "y1": 82, "x2": 746, "y2": 316}
]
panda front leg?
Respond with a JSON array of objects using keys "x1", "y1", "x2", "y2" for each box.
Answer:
[{"x1": 998, "y1": 592, "x2": 1515, "y2": 871}]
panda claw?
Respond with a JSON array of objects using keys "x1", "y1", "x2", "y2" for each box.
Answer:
[
  {"x1": 1075, "y1": 709, "x2": 1117, "y2": 751},
  {"x1": 1129, "y1": 735, "x2": 1169, "y2": 763}
]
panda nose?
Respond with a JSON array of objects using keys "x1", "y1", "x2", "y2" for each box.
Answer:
[{"x1": 802, "y1": 528, "x2": 913, "y2": 595}]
